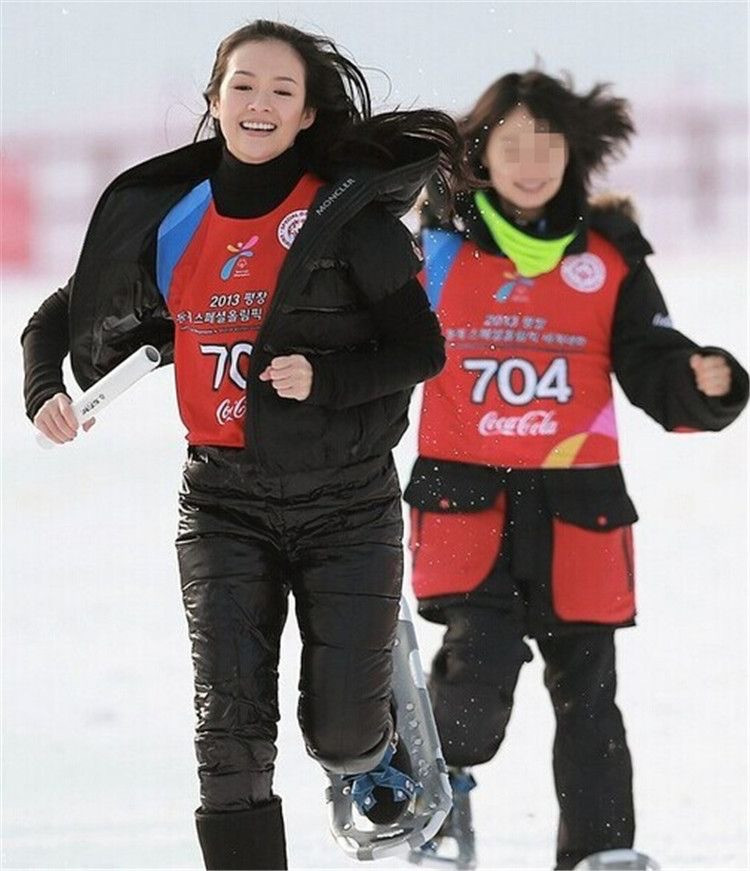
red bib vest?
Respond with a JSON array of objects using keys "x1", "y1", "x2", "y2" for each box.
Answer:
[
  {"x1": 419, "y1": 229, "x2": 629, "y2": 468},
  {"x1": 158, "y1": 173, "x2": 323, "y2": 446}
]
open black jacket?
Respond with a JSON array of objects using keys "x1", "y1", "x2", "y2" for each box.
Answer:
[
  {"x1": 405, "y1": 187, "x2": 748, "y2": 536},
  {"x1": 22, "y1": 138, "x2": 446, "y2": 473}
]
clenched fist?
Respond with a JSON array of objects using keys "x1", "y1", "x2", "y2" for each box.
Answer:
[
  {"x1": 689, "y1": 353, "x2": 731, "y2": 398},
  {"x1": 33, "y1": 392, "x2": 96, "y2": 444},
  {"x1": 259, "y1": 355, "x2": 313, "y2": 401}
]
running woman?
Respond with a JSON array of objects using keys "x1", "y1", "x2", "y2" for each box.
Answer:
[{"x1": 22, "y1": 21, "x2": 468, "y2": 870}]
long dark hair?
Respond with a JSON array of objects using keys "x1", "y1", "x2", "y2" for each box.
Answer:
[
  {"x1": 461, "y1": 69, "x2": 635, "y2": 197},
  {"x1": 195, "y1": 20, "x2": 469, "y2": 195}
]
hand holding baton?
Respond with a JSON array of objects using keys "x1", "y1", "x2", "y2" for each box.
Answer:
[{"x1": 35, "y1": 345, "x2": 161, "y2": 449}]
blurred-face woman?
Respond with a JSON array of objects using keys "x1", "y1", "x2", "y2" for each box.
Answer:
[
  {"x1": 406, "y1": 69, "x2": 747, "y2": 871},
  {"x1": 483, "y1": 104, "x2": 568, "y2": 221}
]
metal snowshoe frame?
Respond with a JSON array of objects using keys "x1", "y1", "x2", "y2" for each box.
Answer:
[
  {"x1": 407, "y1": 769, "x2": 477, "y2": 870},
  {"x1": 574, "y1": 850, "x2": 660, "y2": 870},
  {"x1": 326, "y1": 597, "x2": 453, "y2": 861}
]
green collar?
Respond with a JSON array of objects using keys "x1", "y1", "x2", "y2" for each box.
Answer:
[{"x1": 474, "y1": 190, "x2": 578, "y2": 278}]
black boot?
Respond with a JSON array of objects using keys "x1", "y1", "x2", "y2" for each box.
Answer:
[{"x1": 195, "y1": 796, "x2": 287, "y2": 870}]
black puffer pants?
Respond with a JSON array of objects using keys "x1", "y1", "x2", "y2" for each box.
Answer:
[
  {"x1": 176, "y1": 447, "x2": 403, "y2": 813},
  {"x1": 431, "y1": 606, "x2": 634, "y2": 870}
]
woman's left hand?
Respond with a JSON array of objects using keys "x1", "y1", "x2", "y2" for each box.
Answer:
[
  {"x1": 690, "y1": 353, "x2": 732, "y2": 397},
  {"x1": 259, "y1": 354, "x2": 313, "y2": 400}
]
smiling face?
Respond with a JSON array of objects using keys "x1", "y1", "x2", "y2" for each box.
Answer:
[
  {"x1": 483, "y1": 104, "x2": 568, "y2": 221},
  {"x1": 209, "y1": 39, "x2": 317, "y2": 165}
]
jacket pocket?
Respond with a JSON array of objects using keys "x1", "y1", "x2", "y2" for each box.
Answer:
[
  {"x1": 275, "y1": 306, "x2": 374, "y2": 352},
  {"x1": 409, "y1": 494, "x2": 506, "y2": 600},
  {"x1": 279, "y1": 258, "x2": 377, "y2": 350},
  {"x1": 404, "y1": 456, "x2": 506, "y2": 512},
  {"x1": 543, "y1": 467, "x2": 637, "y2": 624},
  {"x1": 93, "y1": 261, "x2": 172, "y2": 371},
  {"x1": 288, "y1": 257, "x2": 358, "y2": 311},
  {"x1": 348, "y1": 391, "x2": 409, "y2": 460}
]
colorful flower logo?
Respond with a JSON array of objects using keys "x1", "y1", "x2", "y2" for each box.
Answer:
[
  {"x1": 495, "y1": 271, "x2": 534, "y2": 303},
  {"x1": 221, "y1": 235, "x2": 259, "y2": 281}
]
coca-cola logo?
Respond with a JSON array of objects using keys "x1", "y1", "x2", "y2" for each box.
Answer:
[
  {"x1": 478, "y1": 410, "x2": 558, "y2": 437},
  {"x1": 215, "y1": 396, "x2": 246, "y2": 425}
]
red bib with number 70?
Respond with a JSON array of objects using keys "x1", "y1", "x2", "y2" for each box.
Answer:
[
  {"x1": 157, "y1": 173, "x2": 323, "y2": 446},
  {"x1": 418, "y1": 228, "x2": 629, "y2": 469}
]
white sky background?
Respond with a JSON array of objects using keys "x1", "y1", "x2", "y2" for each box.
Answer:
[
  {"x1": 1, "y1": 3, "x2": 749, "y2": 868},
  {"x1": 2, "y1": 0, "x2": 748, "y2": 137},
  {"x1": 2, "y1": 0, "x2": 748, "y2": 272}
]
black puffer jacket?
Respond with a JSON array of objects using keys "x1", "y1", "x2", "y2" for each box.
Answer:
[{"x1": 22, "y1": 138, "x2": 446, "y2": 473}]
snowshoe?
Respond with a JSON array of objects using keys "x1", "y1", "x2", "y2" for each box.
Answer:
[
  {"x1": 408, "y1": 768, "x2": 477, "y2": 870},
  {"x1": 574, "y1": 849, "x2": 660, "y2": 870},
  {"x1": 325, "y1": 597, "x2": 453, "y2": 860}
]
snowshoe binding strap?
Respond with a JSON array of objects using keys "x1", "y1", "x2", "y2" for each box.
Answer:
[
  {"x1": 343, "y1": 742, "x2": 420, "y2": 821},
  {"x1": 448, "y1": 770, "x2": 476, "y2": 795}
]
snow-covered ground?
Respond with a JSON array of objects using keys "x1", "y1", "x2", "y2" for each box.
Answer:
[{"x1": 2, "y1": 256, "x2": 747, "y2": 870}]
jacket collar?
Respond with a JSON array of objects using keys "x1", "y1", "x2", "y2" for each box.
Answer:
[{"x1": 108, "y1": 135, "x2": 440, "y2": 219}]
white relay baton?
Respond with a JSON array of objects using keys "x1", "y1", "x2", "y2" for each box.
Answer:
[{"x1": 36, "y1": 345, "x2": 161, "y2": 449}]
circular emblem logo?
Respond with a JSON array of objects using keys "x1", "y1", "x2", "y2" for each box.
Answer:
[
  {"x1": 560, "y1": 253, "x2": 606, "y2": 293},
  {"x1": 277, "y1": 209, "x2": 308, "y2": 250}
]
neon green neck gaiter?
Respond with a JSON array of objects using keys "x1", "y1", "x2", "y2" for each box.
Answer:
[{"x1": 474, "y1": 190, "x2": 578, "y2": 278}]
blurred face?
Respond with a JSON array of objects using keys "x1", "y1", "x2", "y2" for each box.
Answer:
[
  {"x1": 483, "y1": 104, "x2": 568, "y2": 221},
  {"x1": 210, "y1": 39, "x2": 316, "y2": 164}
]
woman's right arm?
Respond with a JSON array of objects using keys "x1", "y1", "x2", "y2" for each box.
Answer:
[
  {"x1": 20, "y1": 276, "x2": 90, "y2": 443},
  {"x1": 611, "y1": 262, "x2": 749, "y2": 431}
]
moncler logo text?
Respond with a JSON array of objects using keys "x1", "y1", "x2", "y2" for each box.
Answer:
[
  {"x1": 652, "y1": 313, "x2": 673, "y2": 328},
  {"x1": 315, "y1": 178, "x2": 355, "y2": 215}
]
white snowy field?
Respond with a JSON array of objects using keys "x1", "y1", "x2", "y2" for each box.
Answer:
[{"x1": 1, "y1": 257, "x2": 747, "y2": 871}]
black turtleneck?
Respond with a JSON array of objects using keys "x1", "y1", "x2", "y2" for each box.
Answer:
[{"x1": 210, "y1": 144, "x2": 306, "y2": 219}]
